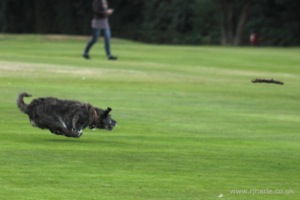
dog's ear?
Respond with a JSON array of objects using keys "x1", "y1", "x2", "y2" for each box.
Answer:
[{"x1": 103, "y1": 107, "x2": 112, "y2": 116}]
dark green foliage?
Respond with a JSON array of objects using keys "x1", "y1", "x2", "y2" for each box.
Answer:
[
  {"x1": 0, "y1": 0, "x2": 299, "y2": 45},
  {"x1": 141, "y1": 0, "x2": 196, "y2": 44},
  {"x1": 247, "y1": 0, "x2": 300, "y2": 46},
  {"x1": 0, "y1": 0, "x2": 35, "y2": 32},
  {"x1": 109, "y1": 0, "x2": 144, "y2": 40}
]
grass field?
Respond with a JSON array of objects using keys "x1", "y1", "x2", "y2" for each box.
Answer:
[{"x1": 0, "y1": 34, "x2": 299, "y2": 200}]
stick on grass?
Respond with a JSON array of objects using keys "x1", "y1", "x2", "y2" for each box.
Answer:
[{"x1": 252, "y1": 78, "x2": 284, "y2": 85}]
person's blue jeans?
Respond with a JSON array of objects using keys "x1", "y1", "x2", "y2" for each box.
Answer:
[{"x1": 84, "y1": 28, "x2": 111, "y2": 57}]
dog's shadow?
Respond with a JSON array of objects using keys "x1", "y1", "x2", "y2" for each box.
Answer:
[
  {"x1": 43, "y1": 138, "x2": 86, "y2": 143},
  {"x1": 42, "y1": 138, "x2": 101, "y2": 144},
  {"x1": 40, "y1": 136, "x2": 120, "y2": 145}
]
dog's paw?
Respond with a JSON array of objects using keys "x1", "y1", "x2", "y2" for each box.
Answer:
[
  {"x1": 71, "y1": 128, "x2": 78, "y2": 132},
  {"x1": 72, "y1": 128, "x2": 83, "y2": 137}
]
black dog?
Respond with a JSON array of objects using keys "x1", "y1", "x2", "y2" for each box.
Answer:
[{"x1": 16, "y1": 92, "x2": 117, "y2": 138}]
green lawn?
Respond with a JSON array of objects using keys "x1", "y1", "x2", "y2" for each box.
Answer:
[{"x1": 0, "y1": 34, "x2": 299, "y2": 200}]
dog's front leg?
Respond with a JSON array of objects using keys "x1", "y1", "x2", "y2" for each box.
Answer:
[{"x1": 71, "y1": 114, "x2": 82, "y2": 133}]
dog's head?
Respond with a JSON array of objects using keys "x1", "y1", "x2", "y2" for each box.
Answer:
[{"x1": 93, "y1": 107, "x2": 117, "y2": 131}]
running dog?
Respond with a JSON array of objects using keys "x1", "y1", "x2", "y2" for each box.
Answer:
[{"x1": 17, "y1": 92, "x2": 117, "y2": 138}]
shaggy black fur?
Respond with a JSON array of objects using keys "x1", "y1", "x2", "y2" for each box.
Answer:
[{"x1": 16, "y1": 92, "x2": 117, "y2": 138}]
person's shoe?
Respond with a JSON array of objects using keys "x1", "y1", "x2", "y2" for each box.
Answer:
[
  {"x1": 108, "y1": 55, "x2": 118, "y2": 60},
  {"x1": 83, "y1": 54, "x2": 90, "y2": 60}
]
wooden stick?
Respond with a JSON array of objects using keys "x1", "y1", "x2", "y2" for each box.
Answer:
[{"x1": 252, "y1": 78, "x2": 284, "y2": 85}]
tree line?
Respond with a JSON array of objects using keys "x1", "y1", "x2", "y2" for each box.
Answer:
[{"x1": 0, "y1": 0, "x2": 299, "y2": 46}]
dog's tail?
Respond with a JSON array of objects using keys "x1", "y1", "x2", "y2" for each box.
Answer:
[{"x1": 16, "y1": 92, "x2": 32, "y2": 114}]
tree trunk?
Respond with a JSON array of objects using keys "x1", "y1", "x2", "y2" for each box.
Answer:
[
  {"x1": 216, "y1": 0, "x2": 253, "y2": 46},
  {"x1": 234, "y1": 1, "x2": 252, "y2": 45},
  {"x1": 219, "y1": 0, "x2": 234, "y2": 45}
]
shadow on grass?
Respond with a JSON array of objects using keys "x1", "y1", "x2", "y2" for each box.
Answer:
[{"x1": 39, "y1": 135, "x2": 123, "y2": 145}]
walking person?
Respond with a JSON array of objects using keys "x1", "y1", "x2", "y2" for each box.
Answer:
[{"x1": 83, "y1": 0, "x2": 117, "y2": 60}]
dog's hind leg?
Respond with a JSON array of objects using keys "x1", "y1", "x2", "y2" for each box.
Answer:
[{"x1": 58, "y1": 117, "x2": 68, "y2": 129}]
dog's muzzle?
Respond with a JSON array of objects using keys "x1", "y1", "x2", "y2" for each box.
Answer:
[{"x1": 106, "y1": 120, "x2": 117, "y2": 131}]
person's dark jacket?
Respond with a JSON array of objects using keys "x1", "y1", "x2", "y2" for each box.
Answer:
[{"x1": 93, "y1": 0, "x2": 107, "y2": 19}]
